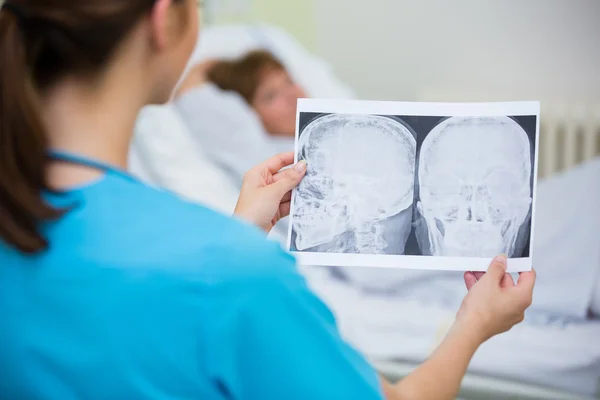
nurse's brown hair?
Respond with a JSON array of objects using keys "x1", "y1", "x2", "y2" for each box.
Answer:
[{"x1": 0, "y1": 0, "x2": 183, "y2": 254}]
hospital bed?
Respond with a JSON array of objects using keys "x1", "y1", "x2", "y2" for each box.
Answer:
[{"x1": 131, "y1": 22, "x2": 600, "y2": 399}]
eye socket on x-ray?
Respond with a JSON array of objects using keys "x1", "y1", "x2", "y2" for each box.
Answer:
[
  {"x1": 486, "y1": 169, "x2": 530, "y2": 196},
  {"x1": 300, "y1": 175, "x2": 335, "y2": 200},
  {"x1": 422, "y1": 172, "x2": 462, "y2": 197}
]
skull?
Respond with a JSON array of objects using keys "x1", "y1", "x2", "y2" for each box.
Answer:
[
  {"x1": 292, "y1": 114, "x2": 417, "y2": 254},
  {"x1": 417, "y1": 116, "x2": 533, "y2": 257}
]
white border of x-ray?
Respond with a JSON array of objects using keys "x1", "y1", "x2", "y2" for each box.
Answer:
[{"x1": 287, "y1": 98, "x2": 541, "y2": 273}]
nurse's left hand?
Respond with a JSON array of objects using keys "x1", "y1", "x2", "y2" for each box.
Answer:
[{"x1": 234, "y1": 152, "x2": 307, "y2": 233}]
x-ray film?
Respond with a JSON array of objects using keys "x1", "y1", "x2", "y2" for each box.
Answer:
[{"x1": 287, "y1": 99, "x2": 540, "y2": 272}]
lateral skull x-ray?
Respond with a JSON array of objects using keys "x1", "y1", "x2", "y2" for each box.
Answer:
[
  {"x1": 416, "y1": 116, "x2": 533, "y2": 258},
  {"x1": 290, "y1": 112, "x2": 536, "y2": 260},
  {"x1": 292, "y1": 114, "x2": 417, "y2": 254}
]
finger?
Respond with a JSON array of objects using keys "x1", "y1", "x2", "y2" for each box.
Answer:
[
  {"x1": 273, "y1": 168, "x2": 293, "y2": 184},
  {"x1": 244, "y1": 153, "x2": 296, "y2": 186},
  {"x1": 272, "y1": 158, "x2": 307, "y2": 182},
  {"x1": 464, "y1": 272, "x2": 478, "y2": 291},
  {"x1": 473, "y1": 272, "x2": 485, "y2": 281},
  {"x1": 511, "y1": 269, "x2": 536, "y2": 309},
  {"x1": 281, "y1": 190, "x2": 292, "y2": 204},
  {"x1": 512, "y1": 271, "x2": 536, "y2": 310},
  {"x1": 481, "y1": 255, "x2": 507, "y2": 284},
  {"x1": 501, "y1": 273, "x2": 516, "y2": 289},
  {"x1": 279, "y1": 201, "x2": 291, "y2": 219},
  {"x1": 256, "y1": 152, "x2": 296, "y2": 175},
  {"x1": 516, "y1": 268, "x2": 537, "y2": 291},
  {"x1": 268, "y1": 161, "x2": 307, "y2": 198}
]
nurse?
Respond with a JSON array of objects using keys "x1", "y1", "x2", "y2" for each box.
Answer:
[{"x1": 0, "y1": 1, "x2": 536, "y2": 399}]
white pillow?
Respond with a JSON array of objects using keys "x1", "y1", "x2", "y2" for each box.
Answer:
[{"x1": 129, "y1": 104, "x2": 240, "y2": 214}]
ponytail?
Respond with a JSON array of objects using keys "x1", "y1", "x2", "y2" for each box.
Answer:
[
  {"x1": 0, "y1": 0, "x2": 174, "y2": 254},
  {"x1": 0, "y1": 8, "x2": 64, "y2": 254}
]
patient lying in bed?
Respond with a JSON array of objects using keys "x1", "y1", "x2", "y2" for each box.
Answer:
[
  {"x1": 133, "y1": 44, "x2": 600, "y2": 395},
  {"x1": 173, "y1": 50, "x2": 299, "y2": 178}
]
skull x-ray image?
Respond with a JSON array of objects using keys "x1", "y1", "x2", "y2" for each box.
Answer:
[
  {"x1": 414, "y1": 116, "x2": 534, "y2": 258},
  {"x1": 290, "y1": 113, "x2": 417, "y2": 255},
  {"x1": 288, "y1": 100, "x2": 539, "y2": 271}
]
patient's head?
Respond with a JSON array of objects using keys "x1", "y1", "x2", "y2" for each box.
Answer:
[{"x1": 207, "y1": 50, "x2": 306, "y2": 137}]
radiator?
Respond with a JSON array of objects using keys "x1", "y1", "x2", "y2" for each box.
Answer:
[{"x1": 539, "y1": 103, "x2": 600, "y2": 178}]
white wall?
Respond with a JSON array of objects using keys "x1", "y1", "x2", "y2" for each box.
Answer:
[{"x1": 314, "y1": 0, "x2": 600, "y2": 103}]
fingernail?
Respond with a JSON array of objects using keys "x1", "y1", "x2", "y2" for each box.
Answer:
[
  {"x1": 494, "y1": 254, "x2": 507, "y2": 265},
  {"x1": 295, "y1": 160, "x2": 307, "y2": 172}
]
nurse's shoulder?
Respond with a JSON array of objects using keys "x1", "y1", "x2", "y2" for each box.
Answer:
[{"x1": 103, "y1": 177, "x2": 298, "y2": 281}]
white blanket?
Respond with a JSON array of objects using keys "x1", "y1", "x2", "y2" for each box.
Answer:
[{"x1": 304, "y1": 265, "x2": 600, "y2": 396}]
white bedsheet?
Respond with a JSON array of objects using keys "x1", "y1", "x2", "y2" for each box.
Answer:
[{"x1": 302, "y1": 263, "x2": 600, "y2": 396}]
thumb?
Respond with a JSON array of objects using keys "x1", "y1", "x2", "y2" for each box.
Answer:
[
  {"x1": 269, "y1": 161, "x2": 307, "y2": 198},
  {"x1": 482, "y1": 255, "x2": 508, "y2": 284}
]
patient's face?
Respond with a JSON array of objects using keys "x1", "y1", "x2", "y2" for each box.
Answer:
[{"x1": 252, "y1": 68, "x2": 306, "y2": 137}]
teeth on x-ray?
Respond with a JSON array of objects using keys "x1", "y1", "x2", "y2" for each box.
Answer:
[
  {"x1": 293, "y1": 114, "x2": 417, "y2": 254},
  {"x1": 417, "y1": 116, "x2": 533, "y2": 258}
]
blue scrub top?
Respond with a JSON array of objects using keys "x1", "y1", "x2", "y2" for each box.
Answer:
[{"x1": 0, "y1": 154, "x2": 384, "y2": 400}]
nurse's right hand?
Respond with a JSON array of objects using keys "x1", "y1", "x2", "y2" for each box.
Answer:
[
  {"x1": 234, "y1": 152, "x2": 307, "y2": 233},
  {"x1": 455, "y1": 255, "x2": 536, "y2": 342}
]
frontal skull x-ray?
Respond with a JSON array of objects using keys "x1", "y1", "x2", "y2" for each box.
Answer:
[
  {"x1": 292, "y1": 114, "x2": 417, "y2": 254},
  {"x1": 416, "y1": 116, "x2": 533, "y2": 258},
  {"x1": 288, "y1": 99, "x2": 539, "y2": 272}
]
